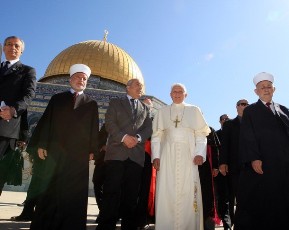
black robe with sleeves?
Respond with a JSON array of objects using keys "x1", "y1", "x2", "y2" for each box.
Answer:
[
  {"x1": 30, "y1": 91, "x2": 99, "y2": 230},
  {"x1": 235, "y1": 100, "x2": 289, "y2": 230}
]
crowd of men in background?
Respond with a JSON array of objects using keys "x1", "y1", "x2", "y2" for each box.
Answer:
[{"x1": 1, "y1": 35, "x2": 289, "y2": 230}]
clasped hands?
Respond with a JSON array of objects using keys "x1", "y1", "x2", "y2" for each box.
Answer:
[
  {"x1": 0, "y1": 106, "x2": 15, "y2": 121},
  {"x1": 123, "y1": 135, "x2": 138, "y2": 148}
]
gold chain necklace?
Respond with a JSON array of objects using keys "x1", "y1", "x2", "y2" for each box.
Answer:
[{"x1": 170, "y1": 105, "x2": 185, "y2": 128}]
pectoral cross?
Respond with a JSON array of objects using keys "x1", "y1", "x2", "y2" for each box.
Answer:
[{"x1": 174, "y1": 116, "x2": 180, "y2": 128}]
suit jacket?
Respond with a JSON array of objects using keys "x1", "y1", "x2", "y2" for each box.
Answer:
[
  {"x1": 207, "y1": 127, "x2": 220, "y2": 169},
  {"x1": 0, "y1": 61, "x2": 36, "y2": 139},
  {"x1": 19, "y1": 109, "x2": 29, "y2": 143},
  {"x1": 105, "y1": 96, "x2": 152, "y2": 166},
  {"x1": 219, "y1": 116, "x2": 241, "y2": 173},
  {"x1": 215, "y1": 128, "x2": 223, "y2": 156},
  {"x1": 94, "y1": 123, "x2": 108, "y2": 165}
]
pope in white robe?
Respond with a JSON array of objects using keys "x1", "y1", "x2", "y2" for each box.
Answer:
[{"x1": 151, "y1": 83, "x2": 210, "y2": 230}]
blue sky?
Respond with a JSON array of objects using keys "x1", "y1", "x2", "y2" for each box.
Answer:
[{"x1": 1, "y1": 0, "x2": 288, "y2": 129}]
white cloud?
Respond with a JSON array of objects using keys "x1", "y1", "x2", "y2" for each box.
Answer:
[
  {"x1": 204, "y1": 53, "x2": 214, "y2": 61},
  {"x1": 267, "y1": 11, "x2": 282, "y2": 22}
]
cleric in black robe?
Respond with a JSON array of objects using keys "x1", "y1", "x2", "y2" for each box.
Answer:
[
  {"x1": 30, "y1": 64, "x2": 99, "y2": 230},
  {"x1": 199, "y1": 126, "x2": 219, "y2": 230},
  {"x1": 234, "y1": 72, "x2": 289, "y2": 230}
]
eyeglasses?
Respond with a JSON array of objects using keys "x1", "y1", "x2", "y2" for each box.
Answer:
[
  {"x1": 238, "y1": 103, "x2": 249, "y2": 106},
  {"x1": 5, "y1": 42, "x2": 22, "y2": 50},
  {"x1": 221, "y1": 117, "x2": 229, "y2": 121}
]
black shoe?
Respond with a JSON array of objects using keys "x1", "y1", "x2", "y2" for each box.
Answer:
[
  {"x1": 95, "y1": 215, "x2": 100, "y2": 223},
  {"x1": 11, "y1": 215, "x2": 32, "y2": 221},
  {"x1": 137, "y1": 224, "x2": 150, "y2": 230},
  {"x1": 17, "y1": 201, "x2": 26, "y2": 207}
]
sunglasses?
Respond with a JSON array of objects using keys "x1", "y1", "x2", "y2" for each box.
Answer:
[{"x1": 238, "y1": 103, "x2": 249, "y2": 106}]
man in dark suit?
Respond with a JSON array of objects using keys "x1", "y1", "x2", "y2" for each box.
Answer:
[
  {"x1": 235, "y1": 72, "x2": 289, "y2": 230},
  {"x1": 219, "y1": 99, "x2": 249, "y2": 226},
  {"x1": 135, "y1": 98, "x2": 154, "y2": 229},
  {"x1": 30, "y1": 64, "x2": 99, "y2": 230},
  {"x1": 0, "y1": 36, "x2": 36, "y2": 195},
  {"x1": 92, "y1": 123, "x2": 108, "y2": 223},
  {"x1": 11, "y1": 114, "x2": 45, "y2": 222},
  {"x1": 96, "y1": 78, "x2": 152, "y2": 230},
  {"x1": 199, "y1": 126, "x2": 220, "y2": 230},
  {"x1": 6, "y1": 110, "x2": 29, "y2": 187},
  {"x1": 215, "y1": 114, "x2": 232, "y2": 230}
]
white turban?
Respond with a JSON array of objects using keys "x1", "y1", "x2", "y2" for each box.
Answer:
[
  {"x1": 253, "y1": 72, "x2": 274, "y2": 86},
  {"x1": 69, "y1": 64, "x2": 91, "y2": 78}
]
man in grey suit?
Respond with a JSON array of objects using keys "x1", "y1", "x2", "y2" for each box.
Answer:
[
  {"x1": 0, "y1": 36, "x2": 36, "y2": 195},
  {"x1": 96, "y1": 78, "x2": 153, "y2": 230}
]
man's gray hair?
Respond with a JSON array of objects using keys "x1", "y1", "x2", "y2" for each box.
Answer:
[
  {"x1": 4, "y1": 36, "x2": 25, "y2": 52},
  {"x1": 126, "y1": 78, "x2": 139, "y2": 86},
  {"x1": 171, "y1": 83, "x2": 187, "y2": 93}
]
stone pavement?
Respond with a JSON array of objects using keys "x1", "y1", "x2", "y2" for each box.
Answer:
[
  {"x1": 0, "y1": 191, "x2": 225, "y2": 230},
  {"x1": 0, "y1": 191, "x2": 141, "y2": 230}
]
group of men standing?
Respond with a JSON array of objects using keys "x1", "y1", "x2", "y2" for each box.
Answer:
[
  {"x1": 213, "y1": 72, "x2": 289, "y2": 230},
  {"x1": 1, "y1": 35, "x2": 289, "y2": 230}
]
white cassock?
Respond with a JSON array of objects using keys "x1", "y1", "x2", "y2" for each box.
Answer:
[{"x1": 151, "y1": 102, "x2": 211, "y2": 230}]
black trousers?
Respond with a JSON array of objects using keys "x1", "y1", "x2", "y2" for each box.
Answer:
[
  {"x1": 0, "y1": 138, "x2": 16, "y2": 195},
  {"x1": 227, "y1": 172, "x2": 239, "y2": 225},
  {"x1": 135, "y1": 153, "x2": 152, "y2": 227},
  {"x1": 0, "y1": 150, "x2": 11, "y2": 195},
  {"x1": 214, "y1": 174, "x2": 232, "y2": 230},
  {"x1": 198, "y1": 160, "x2": 215, "y2": 230},
  {"x1": 20, "y1": 157, "x2": 46, "y2": 218},
  {"x1": 96, "y1": 159, "x2": 142, "y2": 230},
  {"x1": 92, "y1": 161, "x2": 105, "y2": 213}
]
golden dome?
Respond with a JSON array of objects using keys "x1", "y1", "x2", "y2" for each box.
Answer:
[{"x1": 41, "y1": 40, "x2": 144, "y2": 88}]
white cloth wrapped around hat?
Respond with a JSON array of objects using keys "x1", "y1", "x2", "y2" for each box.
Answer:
[
  {"x1": 253, "y1": 72, "x2": 274, "y2": 86},
  {"x1": 69, "y1": 64, "x2": 91, "y2": 78}
]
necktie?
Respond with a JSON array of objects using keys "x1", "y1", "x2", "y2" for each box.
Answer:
[
  {"x1": 266, "y1": 102, "x2": 273, "y2": 113},
  {"x1": 1, "y1": 61, "x2": 10, "y2": 72},
  {"x1": 73, "y1": 92, "x2": 78, "y2": 106},
  {"x1": 130, "y1": 99, "x2": 137, "y2": 119}
]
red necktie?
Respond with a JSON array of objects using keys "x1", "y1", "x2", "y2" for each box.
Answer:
[
  {"x1": 266, "y1": 102, "x2": 273, "y2": 113},
  {"x1": 73, "y1": 92, "x2": 78, "y2": 106}
]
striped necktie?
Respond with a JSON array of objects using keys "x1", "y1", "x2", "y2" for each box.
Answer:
[{"x1": 130, "y1": 99, "x2": 137, "y2": 119}]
